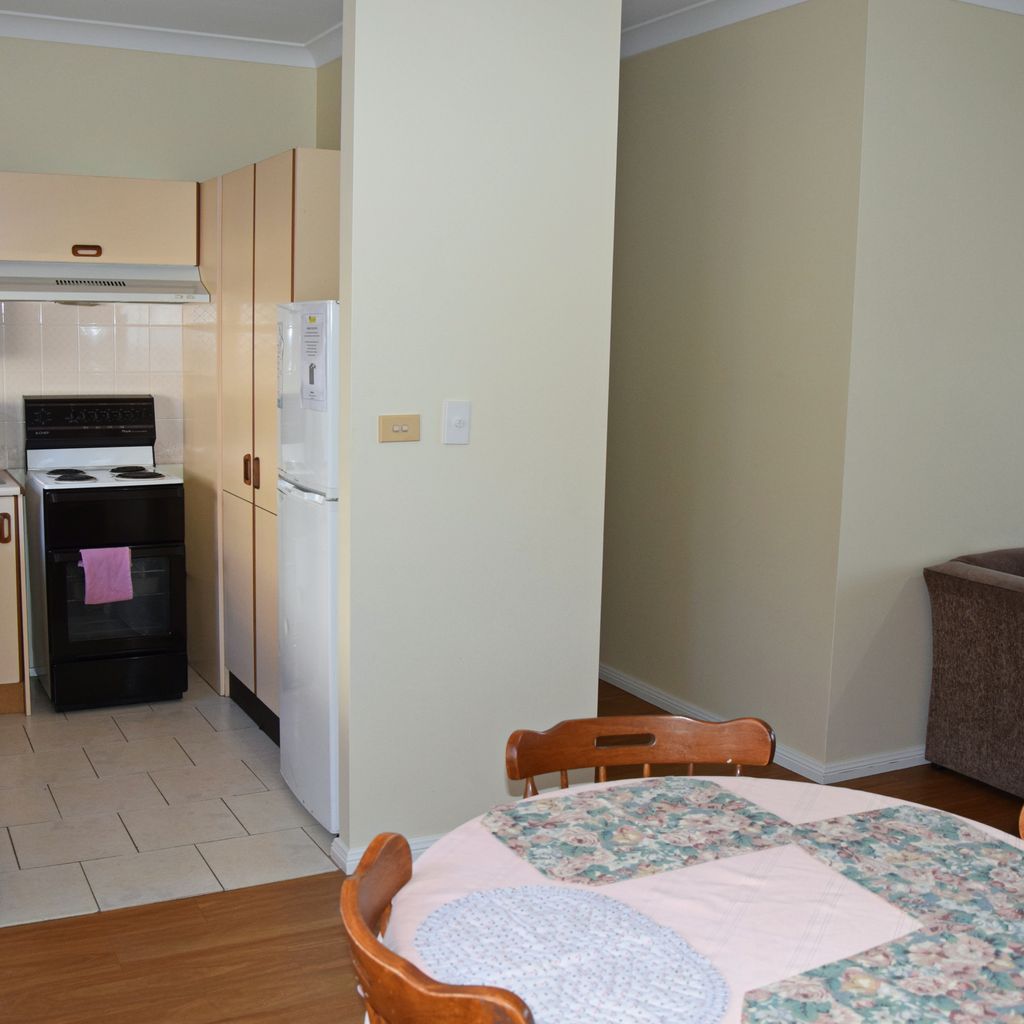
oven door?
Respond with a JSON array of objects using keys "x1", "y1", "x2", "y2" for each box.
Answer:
[{"x1": 46, "y1": 544, "x2": 187, "y2": 661}]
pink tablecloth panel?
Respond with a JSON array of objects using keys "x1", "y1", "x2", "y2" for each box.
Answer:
[
  {"x1": 388, "y1": 778, "x2": 928, "y2": 1024},
  {"x1": 713, "y1": 776, "x2": 902, "y2": 824},
  {"x1": 603, "y1": 843, "x2": 918, "y2": 1023}
]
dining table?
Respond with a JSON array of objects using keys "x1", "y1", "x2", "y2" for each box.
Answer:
[{"x1": 385, "y1": 774, "x2": 1024, "y2": 1023}]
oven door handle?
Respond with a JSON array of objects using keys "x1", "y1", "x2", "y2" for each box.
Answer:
[
  {"x1": 46, "y1": 486, "x2": 182, "y2": 505},
  {"x1": 49, "y1": 545, "x2": 185, "y2": 565}
]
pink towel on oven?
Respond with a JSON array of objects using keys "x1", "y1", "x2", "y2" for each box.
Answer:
[{"x1": 79, "y1": 547, "x2": 134, "y2": 605}]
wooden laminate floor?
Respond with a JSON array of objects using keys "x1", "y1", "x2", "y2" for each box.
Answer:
[{"x1": 1, "y1": 680, "x2": 1020, "y2": 1024}]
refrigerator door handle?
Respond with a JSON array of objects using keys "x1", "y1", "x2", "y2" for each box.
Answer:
[{"x1": 277, "y1": 479, "x2": 295, "y2": 495}]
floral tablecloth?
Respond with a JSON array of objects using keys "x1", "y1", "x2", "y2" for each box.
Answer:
[{"x1": 386, "y1": 776, "x2": 1024, "y2": 1023}]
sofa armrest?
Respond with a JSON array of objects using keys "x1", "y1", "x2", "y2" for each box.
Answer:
[{"x1": 924, "y1": 559, "x2": 1024, "y2": 595}]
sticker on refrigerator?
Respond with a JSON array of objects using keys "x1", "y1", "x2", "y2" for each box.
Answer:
[{"x1": 300, "y1": 314, "x2": 327, "y2": 411}]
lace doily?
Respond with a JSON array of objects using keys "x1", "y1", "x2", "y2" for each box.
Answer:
[{"x1": 414, "y1": 885, "x2": 728, "y2": 1024}]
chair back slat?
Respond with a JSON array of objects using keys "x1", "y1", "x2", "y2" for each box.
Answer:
[
  {"x1": 341, "y1": 833, "x2": 535, "y2": 1024},
  {"x1": 506, "y1": 715, "x2": 775, "y2": 795}
]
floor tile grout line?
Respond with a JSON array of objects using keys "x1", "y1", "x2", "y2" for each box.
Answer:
[
  {"x1": 118, "y1": 810, "x2": 141, "y2": 854},
  {"x1": 193, "y1": 840, "x2": 227, "y2": 892},
  {"x1": 173, "y1": 734, "x2": 199, "y2": 768},
  {"x1": 76, "y1": 859, "x2": 103, "y2": 915},
  {"x1": 219, "y1": 796, "x2": 252, "y2": 837},
  {"x1": 4, "y1": 824, "x2": 22, "y2": 871},
  {"x1": 239, "y1": 758, "x2": 271, "y2": 795},
  {"x1": 148, "y1": 769, "x2": 171, "y2": 807},
  {"x1": 81, "y1": 744, "x2": 101, "y2": 781},
  {"x1": 45, "y1": 781, "x2": 62, "y2": 822},
  {"x1": 21, "y1": 722, "x2": 36, "y2": 755}
]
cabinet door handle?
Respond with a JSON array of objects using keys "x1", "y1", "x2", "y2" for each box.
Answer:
[
  {"x1": 243, "y1": 454, "x2": 252, "y2": 486},
  {"x1": 253, "y1": 456, "x2": 261, "y2": 490},
  {"x1": 71, "y1": 244, "x2": 103, "y2": 258},
  {"x1": 0, "y1": 512, "x2": 11, "y2": 545}
]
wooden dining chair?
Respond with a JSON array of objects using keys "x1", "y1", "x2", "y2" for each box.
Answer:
[
  {"x1": 506, "y1": 714, "x2": 776, "y2": 797},
  {"x1": 1019, "y1": 804, "x2": 1023, "y2": 840},
  {"x1": 340, "y1": 832, "x2": 535, "y2": 1024}
]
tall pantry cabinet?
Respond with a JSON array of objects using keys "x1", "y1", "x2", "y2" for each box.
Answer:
[{"x1": 219, "y1": 148, "x2": 340, "y2": 725}]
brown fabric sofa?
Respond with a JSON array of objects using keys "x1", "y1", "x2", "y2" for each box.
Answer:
[{"x1": 924, "y1": 547, "x2": 1024, "y2": 799}]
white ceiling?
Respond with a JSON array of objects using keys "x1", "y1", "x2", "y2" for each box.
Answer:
[{"x1": 0, "y1": 0, "x2": 1021, "y2": 67}]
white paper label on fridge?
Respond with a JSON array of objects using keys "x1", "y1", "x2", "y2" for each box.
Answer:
[{"x1": 300, "y1": 315, "x2": 326, "y2": 411}]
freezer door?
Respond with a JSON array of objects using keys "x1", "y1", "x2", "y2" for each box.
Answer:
[
  {"x1": 277, "y1": 300, "x2": 340, "y2": 498},
  {"x1": 277, "y1": 480, "x2": 339, "y2": 833}
]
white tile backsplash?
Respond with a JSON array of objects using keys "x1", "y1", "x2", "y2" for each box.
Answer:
[
  {"x1": 79, "y1": 325, "x2": 115, "y2": 372},
  {"x1": 0, "y1": 303, "x2": 186, "y2": 470}
]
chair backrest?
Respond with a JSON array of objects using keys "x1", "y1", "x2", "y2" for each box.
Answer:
[
  {"x1": 1019, "y1": 805, "x2": 1023, "y2": 840},
  {"x1": 340, "y1": 832, "x2": 535, "y2": 1024},
  {"x1": 506, "y1": 714, "x2": 776, "y2": 796}
]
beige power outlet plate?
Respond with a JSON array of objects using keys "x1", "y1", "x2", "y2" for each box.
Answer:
[{"x1": 378, "y1": 414, "x2": 421, "y2": 442}]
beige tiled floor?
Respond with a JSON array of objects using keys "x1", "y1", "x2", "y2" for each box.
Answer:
[{"x1": 0, "y1": 671, "x2": 338, "y2": 928}]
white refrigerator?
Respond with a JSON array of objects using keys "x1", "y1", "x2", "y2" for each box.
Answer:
[{"x1": 277, "y1": 300, "x2": 340, "y2": 833}]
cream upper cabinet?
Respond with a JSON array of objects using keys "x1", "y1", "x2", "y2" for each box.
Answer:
[{"x1": 0, "y1": 171, "x2": 197, "y2": 265}]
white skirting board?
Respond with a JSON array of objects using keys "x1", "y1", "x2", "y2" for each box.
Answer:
[
  {"x1": 331, "y1": 667, "x2": 929, "y2": 872},
  {"x1": 599, "y1": 663, "x2": 927, "y2": 785},
  {"x1": 331, "y1": 832, "x2": 447, "y2": 875}
]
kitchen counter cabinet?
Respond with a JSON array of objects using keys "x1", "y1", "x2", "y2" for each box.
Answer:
[
  {"x1": 0, "y1": 170, "x2": 197, "y2": 266},
  {"x1": 0, "y1": 470, "x2": 29, "y2": 714}
]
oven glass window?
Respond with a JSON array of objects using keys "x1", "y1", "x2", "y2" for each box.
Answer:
[{"x1": 64, "y1": 555, "x2": 173, "y2": 642}]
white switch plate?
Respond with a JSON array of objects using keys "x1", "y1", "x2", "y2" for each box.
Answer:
[{"x1": 442, "y1": 400, "x2": 471, "y2": 444}]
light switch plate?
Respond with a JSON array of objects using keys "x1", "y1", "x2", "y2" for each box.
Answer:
[
  {"x1": 378, "y1": 414, "x2": 421, "y2": 442},
  {"x1": 442, "y1": 400, "x2": 471, "y2": 444}
]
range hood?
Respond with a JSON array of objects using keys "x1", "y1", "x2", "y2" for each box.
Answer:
[{"x1": 0, "y1": 261, "x2": 210, "y2": 303}]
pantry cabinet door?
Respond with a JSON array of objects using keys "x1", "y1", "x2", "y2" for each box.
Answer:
[
  {"x1": 0, "y1": 171, "x2": 196, "y2": 265},
  {"x1": 220, "y1": 165, "x2": 255, "y2": 503},
  {"x1": 222, "y1": 490, "x2": 255, "y2": 693},
  {"x1": 254, "y1": 506, "x2": 279, "y2": 716},
  {"x1": 252, "y1": 151, "x2": 293, "y2": 517}
]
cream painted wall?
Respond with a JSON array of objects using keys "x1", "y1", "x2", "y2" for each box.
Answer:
[
  {"x1": 339, "y1": 0, "x2": 621, "y2": 847},
  {"x1": 316, "y1": 59, "x2": 342, "y2": 150},
  {"x1": 827, "y1": 0, "x2": 1024, "y2": 760},
  {"x1": 602, "y1": 0, "x2": 867, "y2": 763},
  {"x1": 0, "y1": 37, "x2": 315, "y2": 180}
]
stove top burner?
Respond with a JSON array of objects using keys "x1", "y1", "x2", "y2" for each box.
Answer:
[
  {"x1": 53, "y1": 471, "x2": 96, "y2": 482},
  {"x1": 114, "y1": 470, "x2": 164, "y2": 479},
  {"x1": 47, "y1": 468, "x2": 77, "y2": 476},
  {"x1": 110, "y1": 466, "x2": 147, "y2": 473}
]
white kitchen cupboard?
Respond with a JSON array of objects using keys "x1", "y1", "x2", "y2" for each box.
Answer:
[
  {"x1": 0, "y1": 476, "x2": 30, "y2": 715},
  {"x1": 0, "y1": 170, "x2": 196, "y2": 265},
  {"x1": 217, "y1": 148, "x2": 340, "y2": 721}
]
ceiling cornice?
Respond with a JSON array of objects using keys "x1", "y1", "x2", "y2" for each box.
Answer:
[
  {"x1": 306, "y1": 22, "x2": 343, "y2": 69},
  {"x1": 621, "y1": 0, "x2": 807, "y2": 58},
  {"x1": 621, "y1": 0, "x2": 1024, "y2": 58},
  {"x1": 0, "y1": 10, "x2": 342, "y2": 68},
  {"x1": 0, "y1": 1, "x2": 1019, "y2": 68},
  {"x1": 957, "y1": 0, "x2": 1024, "y2": 14}
]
